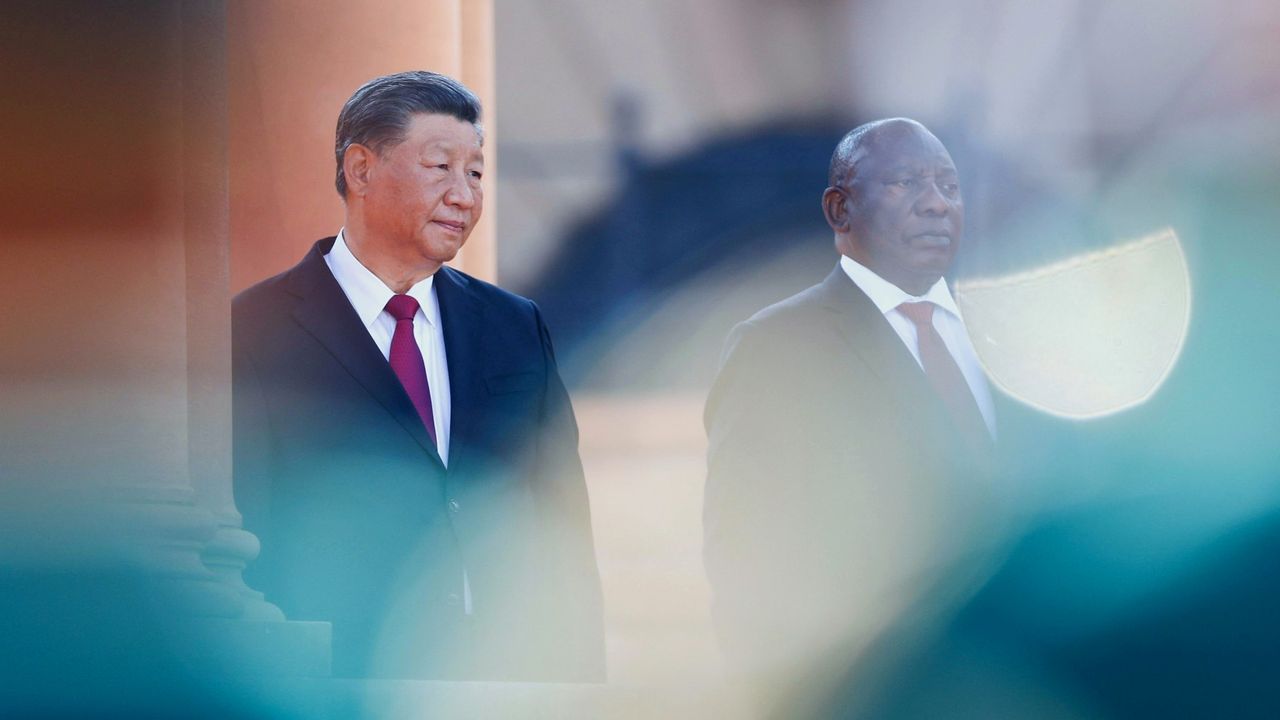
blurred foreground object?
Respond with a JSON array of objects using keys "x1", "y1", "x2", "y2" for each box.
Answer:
[
  {"x1": 958, "y1": 228, "x2": 1191, "y2": 419},
  {"x1": 1, "y1": 1, "x2": 330, "y2": 715}
]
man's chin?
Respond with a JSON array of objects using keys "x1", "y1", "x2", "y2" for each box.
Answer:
[
  {"x1": 910, "y1": 248, "x2": 956, "y2": 277},
  {"x1": 422, "y1": 235, "x2": 469, "y2": 267},
  {"x1": 896, "y1": 260, "x2": 952, "y2": 294}
]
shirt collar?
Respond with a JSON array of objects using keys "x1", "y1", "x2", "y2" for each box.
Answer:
[
  {"x1": 839, "y1": 254, "x2": 961, "y2": 320},
  {"x1": 326, "y1": 229, "x2": 439, "y2": 328}
]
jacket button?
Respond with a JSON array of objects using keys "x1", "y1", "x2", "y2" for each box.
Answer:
[{"x1": 448, "y1": 499, "x2": 461, "y2": 514}]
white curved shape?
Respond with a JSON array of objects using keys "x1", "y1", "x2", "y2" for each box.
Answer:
[{"x1": 955, "y1": 228, "x2": 1192, "y2": 419}]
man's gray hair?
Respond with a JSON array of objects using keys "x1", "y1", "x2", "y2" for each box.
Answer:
[{"x1": 334, "y1": 70, "x2": 482, "y2": 198}]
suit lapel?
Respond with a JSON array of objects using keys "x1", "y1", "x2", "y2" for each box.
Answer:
[
  {"x1": 814, "y1": 264, "x2": 949, "y2": 429},
  {"x1": 434, "y1": 265, "x2": 486, "y2": 477},
  {"x1": 285, "y1": 238, "x2": 444, "y2": 467},
  {"x1": 816, "y1": 263, "x2": 996, "y2": 467}
]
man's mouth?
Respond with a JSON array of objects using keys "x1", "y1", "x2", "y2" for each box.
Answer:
[
  {"x1": 911, "y1": 232, "x2": 951, "y2": 248},
  {"x1": 432, "y1": 219, "x2": 467, "y2": 233}
]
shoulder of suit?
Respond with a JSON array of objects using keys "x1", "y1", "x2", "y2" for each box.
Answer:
[
  {"x1": 735, "y1": 280, "x2": 830, "y2": 334},
  {"x1": 233, "y1": 267, "x2": 293, "y2": 309},
  {"x1": 231, "y1": 239, "x2": 335, "y2": 341},
  {"x1": 438, "y1": 265, "x2": 533, "y2": 308},
  {"x1": 231, "y1": 266, "x2": 302, "y2": 341},
  {"x1": 715, "y1": 280, "x2": 833, "y2": 371},
  {"x1": 234, "y1": 236, "x2": 333, "y2": 313}
]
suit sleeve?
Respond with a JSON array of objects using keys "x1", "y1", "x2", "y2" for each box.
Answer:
[
  {"x1": 530, "y1": 303, "x2": 607, "y2": 680},
  {"x1": 703, "y1": 319, "x2": 818, "y2": 669}
]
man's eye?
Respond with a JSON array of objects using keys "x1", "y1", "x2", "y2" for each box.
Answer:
[
  {"x1": 941, "y1": 183, "x2": 959, "y2": 194},
  {"x1": 469, "y1": 170, "x2": 483, "y2": 180},
  {"x1": 892, "y1": 179, "x2": 917, "y2": 189}
]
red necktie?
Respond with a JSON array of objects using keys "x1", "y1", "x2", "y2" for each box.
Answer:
[
  {"x1": 897, "y1": 301, "x2": 989, "y2": 449},
  {"x1": 385, "y1": 294, "x2": 437, "y2": 445}
]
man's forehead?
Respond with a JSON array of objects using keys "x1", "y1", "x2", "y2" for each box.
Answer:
[
  {"x1": 877, "y1": 158, "x2": 958, "y2": 175},
  {"x1": 407, "y1": 112, "x2": 485, "y2": 148},
  {"x1": 857, "y1": 126, "x2": 954, "y2": 173}
]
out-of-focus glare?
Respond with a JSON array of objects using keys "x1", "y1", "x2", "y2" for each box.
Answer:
[
  {"x1": 962, "y1": 226, "x2": 1187, "y2": 417},
  {"x1": 956, "y1": 228, "x2": 1190, "y2": 419}
]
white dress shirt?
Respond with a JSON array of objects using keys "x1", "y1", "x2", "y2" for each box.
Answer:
[
  {"x1": 325, "y1": 230, "x2": 474, "y2": 614},
  {"x1": 324, "y1": 229, "x2": 452, "y2": 463},
  {"x1": 840, "y1": 255, "x2": 996, "y2": 438}
]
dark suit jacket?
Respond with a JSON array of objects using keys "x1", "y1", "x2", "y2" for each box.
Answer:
[
  {"x1": 232, "y1": 237, "x2": 604, "y2": 681},
  {"x1": 703, "y1": 264, "x2": 1001, "y2": 701}
]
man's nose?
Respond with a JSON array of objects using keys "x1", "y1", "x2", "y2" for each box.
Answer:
[
  {"x1": 444, "y1": 174, "x2": 478, "y2": 209},
  {"x1": 914, "y1": 180, "x2": 949, "y2": 216}
]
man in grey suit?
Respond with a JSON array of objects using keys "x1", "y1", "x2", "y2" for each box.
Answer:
[{"x1": 703, "y1": 118, "x2": 1000, "y2": 705}]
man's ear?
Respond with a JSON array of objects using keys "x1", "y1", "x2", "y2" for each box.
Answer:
[
  {"x1": 344, "y1": 144, "x2": 376, "y2": 197},
  {"x1": 822, "y1": 186, "x2": 851, "y2": 233}
]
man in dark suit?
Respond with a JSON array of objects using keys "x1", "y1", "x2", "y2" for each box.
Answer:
[
  {"x1": 703, "y1": 118, "x2": 1003, "y2": 709},
  {"x1": 232, "y1": 71, "x2": 603, "y2": 681}
]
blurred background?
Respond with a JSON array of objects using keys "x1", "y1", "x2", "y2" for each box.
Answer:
[
  {"x1": 2, "y1": 0, "x2": 1279, "y2": 717},
  {"x1": 491, "y1": 0, "x2": 1280, "y2": 716}
]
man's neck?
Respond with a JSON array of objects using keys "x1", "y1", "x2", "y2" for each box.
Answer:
[
  {"x1": 839, "y1": 254, "x2": 959, "y2": 319},
  {"x1": 342, "y1": 224, "x2": 439, "y2": 294}
]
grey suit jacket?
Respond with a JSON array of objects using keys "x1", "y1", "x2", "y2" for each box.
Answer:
[{"x1": 703, "y1": 264, "x2": 998, "y2": 682}]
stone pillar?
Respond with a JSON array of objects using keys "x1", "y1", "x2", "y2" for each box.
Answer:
[
  {"x1": 228, "y1": 0, "x2": 498, "y2": 293},
  {"x1": 460, "y1": 0, "x2": 499, "y2": 282},
  {"x1": 0, "y1": 3, "x2": 497, "y2": 709},
  {"x1": 0, "y1": 3, "x2": 327, "y2": 708}
]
